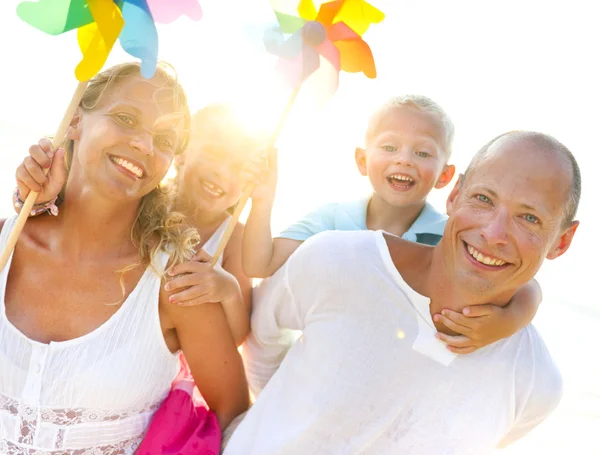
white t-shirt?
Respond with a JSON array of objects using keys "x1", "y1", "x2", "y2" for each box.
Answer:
[{"x1": 225, "y1": 230, "x2": 562, "y2": 455}]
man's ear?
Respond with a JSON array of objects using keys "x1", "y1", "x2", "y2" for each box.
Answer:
[
  {"x1": 446, "y1": 174, "x2": 463, "y2": 215},
  {"x1": 66, "y1": 107, "x2": 83, "y2": 141},
  {"x1": 355, "y1": 147, "x2": 367, "y2": 176},
  {"x1": 435, "y1": 164, "x2": 456, "y2": 189},
  {"x1": 547, "y1": 220, "x2": 579, "y2": 260}
]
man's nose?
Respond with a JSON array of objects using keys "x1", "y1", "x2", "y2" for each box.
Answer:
[{"x1": 480, "y1": 208, "x2": 511, "y2": 246}]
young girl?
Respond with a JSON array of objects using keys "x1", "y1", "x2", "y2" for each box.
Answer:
[{"x1": 3, "y1": 62, "x2": 249, "y2": 454}]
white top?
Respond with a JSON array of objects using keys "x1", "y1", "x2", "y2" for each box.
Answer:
[
  {"x1": 225, "y1": 230, "x2": 563, "y2": 455},
  {"x1": 0, "y1": 216, "x2": 180, "y2": 454},
  {"x1": 202, "y1": 215, "x2": 231, "y2": 267}
]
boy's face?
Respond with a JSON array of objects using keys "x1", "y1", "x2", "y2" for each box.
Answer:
[{"x1": 355, "y1": 106, "x2": 455, "y2": 209}]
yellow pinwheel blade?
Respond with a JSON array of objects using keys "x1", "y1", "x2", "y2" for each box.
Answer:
[
  {"x1": 297, "y1": 0, "x2": 317, "y2": 20},
  {"x1": 75, "y1": 0, "x2": 124, "y2": 81},
  {"x1": 333, "y1": 0, "x2": 385, "y2": 36}
]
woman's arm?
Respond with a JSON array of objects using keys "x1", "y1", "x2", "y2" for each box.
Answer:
[
  {"x1": 165, "y1": 229, "x2": 250, "y2": 346},
  {"x1": 161, "y1": 289, "x2": 250, "y2": 430},
  {"x1": 221, "y1": 222, "x2": 252, "y2": 342}
]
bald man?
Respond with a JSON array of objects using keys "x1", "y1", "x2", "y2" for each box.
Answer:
[{"x1": 225, "y1": 131, "x2": 581, "y2": 455}]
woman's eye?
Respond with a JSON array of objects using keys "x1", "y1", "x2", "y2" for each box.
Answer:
[
  {"x1": 523, "y1": 213, "x2": 540, "y2": 224},
  {"x1": 114, "y1": 113, "x2": 136, "y2": 126},
  {"x1": 476, "y1": 194, "x2": 491, "y2": 203}
]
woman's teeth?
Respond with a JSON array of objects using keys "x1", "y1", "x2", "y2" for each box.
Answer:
[
  {"x1": 467, "y1": 244, "x2": 507, "y2": 266},
  {"x1": 110, "y1": 156, "x2": 144, "y2": 178},
  {"x1": 201, "y1": 181, "x2": 224, "y2": 197}
]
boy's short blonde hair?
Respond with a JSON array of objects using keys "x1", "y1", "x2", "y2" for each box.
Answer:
[{"x1": 365, "y1": 95, "x2": 455, "y2": 158}]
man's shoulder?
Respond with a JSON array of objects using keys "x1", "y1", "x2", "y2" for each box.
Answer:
[{"x1": 512, "y1": 325, "x2": 563, "y2": 393}]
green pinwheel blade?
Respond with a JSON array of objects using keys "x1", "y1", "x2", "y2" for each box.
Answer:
[
  {"x1": 17, "y1": 0, "x2": 93, "y2": 36},
  {"x1": 274, "y1": 10, "x2": 306, "y2": 34}
]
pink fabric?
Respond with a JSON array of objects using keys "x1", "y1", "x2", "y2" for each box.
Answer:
[{"x1": 137, "y1": 355, "x2": 221, "y2": 455}]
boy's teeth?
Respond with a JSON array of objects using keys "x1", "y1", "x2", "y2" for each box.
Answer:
[
  {"x1": 389, "y1": 174, "x2": 414, "y2": 182},
  {"x1": 110, "y1": 156, "x2": 144, "y2": 178},
  {"x1": 467, "y1": 244, "x2": 506, "y2": 267}
]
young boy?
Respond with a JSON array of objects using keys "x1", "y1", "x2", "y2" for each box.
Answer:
[{"x1": 242, "y1": 95, "x2": 542, "y2": 353}]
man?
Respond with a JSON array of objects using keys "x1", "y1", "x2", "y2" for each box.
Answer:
[{"x1": 224, "y1": 131, "x2": 581, "y2": 454}]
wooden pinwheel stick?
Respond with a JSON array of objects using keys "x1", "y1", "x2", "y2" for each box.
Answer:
[
  {"x1": 0, "y1": 81, "x2": 89, "y2": 272},
  {"x1": 209, "y1": 86, "x2": 301, "y2": 267}
]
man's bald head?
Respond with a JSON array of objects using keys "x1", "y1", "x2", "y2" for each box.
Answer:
[{"x1": 462, "y1": 131, "x2": 581, "y2": 226}]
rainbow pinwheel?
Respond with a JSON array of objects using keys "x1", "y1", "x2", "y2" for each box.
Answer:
[
  {"x1": 206, "y1": 0, "x2": 386, "y2": 267},
  {"x1": 16, "y1": 0, "x2": 202, "y2": 81},
  {"x1": 265, "y1": 0, "x2": 384, "y2": 93}
]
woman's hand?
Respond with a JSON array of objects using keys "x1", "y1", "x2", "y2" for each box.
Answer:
[{"x1": 15, "y1": 138, "x2": 67, "y2": 206}]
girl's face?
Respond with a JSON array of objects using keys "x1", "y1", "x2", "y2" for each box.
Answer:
[
  {"x1": 179, "y1": 136, "x2": 250, "y2": 216},
  {"x1": 68, "y1": 75, "x2": 186, "y2": 202}
]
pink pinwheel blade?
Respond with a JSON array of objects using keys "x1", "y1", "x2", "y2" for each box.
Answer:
[
  {"x1": 146, "y1": 0, "x2": 202, "y2": 24},
  {"x1": 316, "y1": 39, "x2": 340, "y2": 72}
]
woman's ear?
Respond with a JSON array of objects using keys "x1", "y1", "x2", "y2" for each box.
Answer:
[{"x1": 67, "y1": 107, "x2": 83, "y2": 141}]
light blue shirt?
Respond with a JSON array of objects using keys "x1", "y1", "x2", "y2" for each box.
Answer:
[{"x1": 278, "y1": 197, "x2": 448, "y2": 246}]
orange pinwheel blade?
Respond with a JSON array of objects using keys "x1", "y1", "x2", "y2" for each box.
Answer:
[
  {"x1": 315, "y1": 0, "x2": 343, "y2": 26},
  {"x1": 334, "y1": 37, "x2": 376, "y2": 77},
  {"x1": 332, "y1": 0, "x2": 385, "y2": 36},
  {"x1": 76, "y1": 0, "x2": 124, "y2": 81}
]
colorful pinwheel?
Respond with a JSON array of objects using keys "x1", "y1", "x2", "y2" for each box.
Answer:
[
  {"x1": 265, "y1": 0, "x2": 384, "y2": 93},
  {"x1": 208, "y1": 0, "x2": 386, "y2": 265},
  {"x1": 16, "y1": 0, "x2": 203, "y2": 81}
]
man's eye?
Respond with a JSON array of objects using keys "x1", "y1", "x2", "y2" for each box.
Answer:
[
  {"x1": 476, "y1": 194, "x2": 490, "y2": 203},
  {"x1": 523, "y1": 213, "x2": 539, "y2": 224}
]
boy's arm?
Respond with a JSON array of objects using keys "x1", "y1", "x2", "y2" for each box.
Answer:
[
  {"x1": 242, "y1": 198, "x2": 303, "y2": 278},
  {"x1": 434, "y1": 278, "x2": 542, "y2": 353}
]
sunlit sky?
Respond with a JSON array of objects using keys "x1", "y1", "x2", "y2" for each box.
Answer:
[{"x1": 0, "y1": 0, "x2": 598, "y2": 453}]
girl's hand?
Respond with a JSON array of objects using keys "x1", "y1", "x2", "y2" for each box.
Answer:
[
  {"x1": 241, "y1": 147, "x2": 278, "y2": 206},
  {"x1": 433, "y1": 305, "x2": 514, "y2": 354},
  {"x1": 164, "y1": 249, "x2": 242, "y2": 307},
  {"x1": 16, "y1": 138, "x2": 67, "y2": 205}
]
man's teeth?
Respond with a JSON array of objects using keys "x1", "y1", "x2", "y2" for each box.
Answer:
[
  {"x1": 201, "y1": 181, "x2": 224, "y2": 197},
  {"x1": 110, "y1": 156, "x2": 143, "y2": 178},
  {"x1": 389, "y1": 174, "x2": 414, "y2": 183},
  {"x1": 467, "y1": 245, "x2": 506, "y2": 267}
]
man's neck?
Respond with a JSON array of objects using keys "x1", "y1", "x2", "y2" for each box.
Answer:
[
  {"x1": 426, "y1": 242, "x2": 515, "y2": 334},
  {"x1": 366, "y1": 194, "x2": 425, "y2": 238},
  {"x1": 384, "y1": 234, "x2": 514, "y2": 336}
]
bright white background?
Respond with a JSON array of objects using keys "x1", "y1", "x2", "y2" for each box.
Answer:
[{"x1": 0, "y1": 1, "x2": 598, "y2": 453}]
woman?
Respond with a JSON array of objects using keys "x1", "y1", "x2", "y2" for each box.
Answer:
[{"x1": 1, "y1": 62, "x2": 249, "y2": 454}]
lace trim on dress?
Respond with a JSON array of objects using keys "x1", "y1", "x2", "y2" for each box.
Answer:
[
  {"x1": 0, "y1": 393, "x2": 161, "y2": 426},
  {"x1": 0, "y1": 436, "x2": 143, "y2": 455}
]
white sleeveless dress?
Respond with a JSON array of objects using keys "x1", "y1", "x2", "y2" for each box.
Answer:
[{"x1": 0, "y1": 216, "x2": 180, "y2": 454}]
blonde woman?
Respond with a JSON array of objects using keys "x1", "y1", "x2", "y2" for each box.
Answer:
[{"x1": 1, "y1": 62, "x2": 249, "y2": 454}]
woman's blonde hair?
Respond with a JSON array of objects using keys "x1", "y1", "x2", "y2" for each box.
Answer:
[{"x1": 63, "y1": 62, "x2": 199, "y2": 286}]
